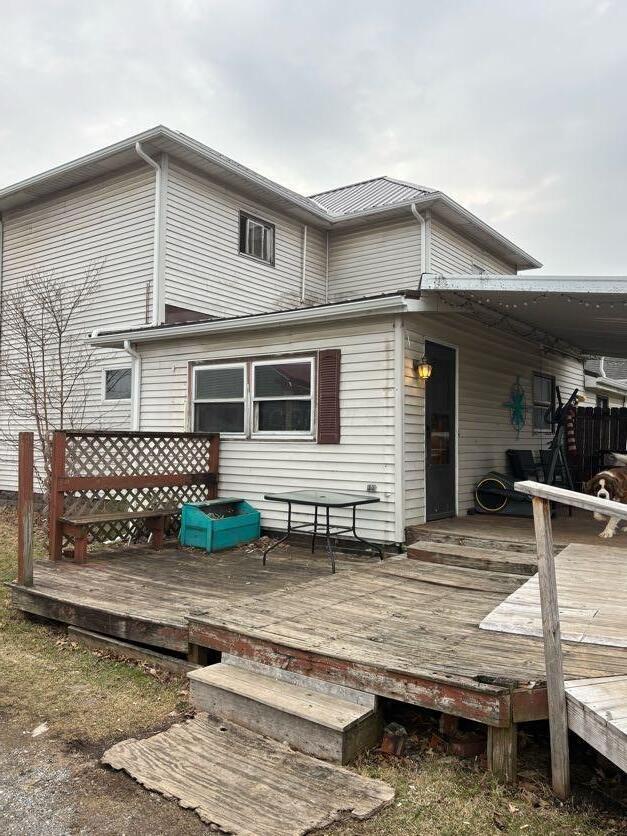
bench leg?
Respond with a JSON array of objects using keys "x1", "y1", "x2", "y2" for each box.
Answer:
[
  {"x1": 487, "y1": 723, "x2": 518, "y2": 784},
  {"x1": 148, "y1": 517, "x2": 165, "y2": 549},
  {"x1": 73, "y1": 528, "x2": 89, "y2": 563}
]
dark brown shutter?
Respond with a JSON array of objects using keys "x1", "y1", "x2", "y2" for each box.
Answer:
[{"x1": 317, "y1": 349, "x2": 341, "y2": 444}]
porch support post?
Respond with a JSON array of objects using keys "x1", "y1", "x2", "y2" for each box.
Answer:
[
  {"x1": 17, "y1": 431, "x2": 34, "y2": 587},
  {"x1": 532, "y1": 495, "x2": 570, "y2": 799},
  {"x1": 487, "y1": 723, "x2": 518, "y2": 784}
]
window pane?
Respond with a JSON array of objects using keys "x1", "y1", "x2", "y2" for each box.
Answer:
[
  {"x1": 196, "y1": 367, "x2": 244, "y2": 400},
  {"x1": 533, "y1": 405, "x2": 550, "y2": 430},
  {"x1": 105, "y1": 368, "x2": 131, "y2": 400},
  {"x1": 194, "y1": 402, "x2": 245, "y2": 433},
  {"x1": 254, "y1": 362, "x2": 311, "y2": 398},
  {"x1": 533, "y1": 374, "x2": 552, "y2": 404},
  {"x1": 257, "y1": 400, "x2": 311, "y2": 432}
]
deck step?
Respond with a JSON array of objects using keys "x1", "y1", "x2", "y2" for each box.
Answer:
[
  {"x1": 409, "y1": 527, "x2": 543, "y2": 555},
  {"x1": 188, "y1": 662, "x2": 382, "y2": 764},
  {"x1": 407, "y1": 539, "x2": 538, "y2": 576}
]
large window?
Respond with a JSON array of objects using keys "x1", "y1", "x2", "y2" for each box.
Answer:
[
  {"x1": 192, "y1": 357, "x2": 314, "y2": 437},
  {"x1": 193, "y1": 363, "x2": 246, "y2": 434},
  {"x1": 252, "y1": 359, "x2": 313, "y2": 435},
  {"x1": 104, "y1": 368, "x2": 132, "y2": 401},
  {"x1": 532, "y1": 372, "x2": 555, "y2": 432},
  {"x1": 239, "y1": 212, "x2": 275, "y2": 265}
]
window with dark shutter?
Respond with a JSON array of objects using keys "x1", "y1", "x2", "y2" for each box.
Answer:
[{"x1": 317, "y1": 349, "x2": 341, "y2": 444}]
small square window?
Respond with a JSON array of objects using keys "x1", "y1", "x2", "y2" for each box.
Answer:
[
  {"x1": 239, "y1": 212, "x2": 275, "y2": 265},
  {"x1": 104, "y1": 368, "x2": 132, "y2": 400}
]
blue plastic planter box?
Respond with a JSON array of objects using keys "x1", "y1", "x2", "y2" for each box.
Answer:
[{"x1": 180, "y1": 498, "x2": 261, "y2": 552}]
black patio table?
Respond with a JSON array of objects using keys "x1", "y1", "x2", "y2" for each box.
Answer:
[{"x1": 262, "y1": 489, "x2": 383, "y2": 574}]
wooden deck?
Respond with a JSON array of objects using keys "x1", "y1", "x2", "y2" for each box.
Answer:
[
  {"x1": 565, "y1": 675, "x2": 627, "y2": 772},
  {"x1": 480, "y1": 543, "x2": 627, "y2": 647},
  {"x1": 410, "y1": 507, "x2": 627, "y2": 550}
]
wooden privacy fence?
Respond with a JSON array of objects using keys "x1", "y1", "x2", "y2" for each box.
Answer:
[
  {"x1": 572, "y1": 406, "x2": 627, "y2": 485},
  {"x1": 47, "y1": 430, "x2": 219, "y2": 561}
]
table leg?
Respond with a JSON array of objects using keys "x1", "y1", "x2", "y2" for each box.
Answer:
[
  {"x1": 263, "y1": 502, "x2": 292, "y2": 565},
  {"x1": 351, "y1": 505, "x2": 384, "y2": 560},
  {"x1": 324, "y1": 506, "x2": 336, "y2": 574},
  {"x1": 311, "y1": 505, "x2": 318, "y2": 554}
]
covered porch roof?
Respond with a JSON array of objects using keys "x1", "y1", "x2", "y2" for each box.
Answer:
[{"x1": 419, "y1": 274, "x2": 627, "y2": 357}]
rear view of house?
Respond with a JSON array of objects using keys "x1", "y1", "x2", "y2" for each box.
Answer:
[{"x1": 0, "y1": 126, "x2": 621, "y2": 544}]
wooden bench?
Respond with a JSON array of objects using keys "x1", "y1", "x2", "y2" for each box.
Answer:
[
  {"x1": 60, "y1": 508, "x2": 177, "y2": 561},
  {"x1": 47, "y1": 430, "x2": 220, "y2": 563}
]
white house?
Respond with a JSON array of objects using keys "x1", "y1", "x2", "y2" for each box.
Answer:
[{"x1": 1, "y1": 126, "x2": 625, "y2": 543}]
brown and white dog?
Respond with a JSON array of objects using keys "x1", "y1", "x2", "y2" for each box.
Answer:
[{"x1": 585, "y1": 455, "x2": 627, "y2": 538}]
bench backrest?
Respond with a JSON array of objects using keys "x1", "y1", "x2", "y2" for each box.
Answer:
[{"x1": 48, "y1": 430, "x2": 219, "y2": 559}]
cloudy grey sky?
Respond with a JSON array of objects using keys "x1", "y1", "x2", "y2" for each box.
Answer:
[{"x1": 1, "y1": 0, "x2": 625, "y2": 273}]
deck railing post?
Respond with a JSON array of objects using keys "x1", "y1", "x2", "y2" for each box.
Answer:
[
  {"x1": 208, "y1": 434, "x2": 220, "y2": 499},
  {"x1": 17, "y1": 431, "x2": 34, "y2": 587},
  {"x1": 48, "y1": 430, "x2": 66, "y2": 561},
  {"x1": 531, "y1": 495, "x2": 571, "y2": 799}
]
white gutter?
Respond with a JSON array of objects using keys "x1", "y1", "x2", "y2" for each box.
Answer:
[
  {"x1": 122, "y1": 340, "x2": 142, "y2": 430},
  {"x1": 91, "y1": 293, "x2": 423, "y2": 348},
  {"x1": 300, "y1": 224, "x2": 308, "y2": 303},
  {"x1": 135, "y1": 141, "x2": 166, "y2": 325},
  {"x1": 410, "y1": 204, "x2": 428, "y2": 275}
]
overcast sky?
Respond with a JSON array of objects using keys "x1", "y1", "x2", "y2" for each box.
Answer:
[{"x1": 1, "y1": 0, "x2": 625, "y2": 274}]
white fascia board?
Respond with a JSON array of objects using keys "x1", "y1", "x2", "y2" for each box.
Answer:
[
  {"x1": 584, "y1": 374, "x2": 627, "y2": 396},
  {"x1": 90, "y1": 294, "x2": 418, "y2": 348},
  {"x1": 421, "y1": 274, "x2": 627, "y2": 294}
]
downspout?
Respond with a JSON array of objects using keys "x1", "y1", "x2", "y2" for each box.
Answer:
[
  {"x1": 0, "y1": 214, "x2": 4, "y2": 357},
  {"x1": 599, "y1": 356, "x2": 607, "y2": 377},
  {"x1": 410, "y1": 203, "x2": 428, "y2": 275},
  {"x1": 122, "y1": 340, "x2": 142, "y2": 431},
  {"x1": 300, "y1": 224, "x2": 308, "y2": 303},
  {"x1": 135, "y1": 142, "x2": 165, "y2": 325}
]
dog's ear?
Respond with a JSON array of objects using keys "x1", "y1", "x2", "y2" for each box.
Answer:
[
  {"x1": 584, "y1": 477, "x2": 599, "y2": 494},
  {"x1": 607, "y1": 474, "x2": 625, "y2": 502}
]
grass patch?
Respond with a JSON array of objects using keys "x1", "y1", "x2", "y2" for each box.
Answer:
[{"x1": 0, "y1": 508, "x2": 187, "y2": 744}]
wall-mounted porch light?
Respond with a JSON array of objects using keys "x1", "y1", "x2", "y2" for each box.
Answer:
[{"x1": 414, "y1": 355, "x2": 432, "y2": 380}]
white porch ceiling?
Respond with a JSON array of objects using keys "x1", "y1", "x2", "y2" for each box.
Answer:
[{"x1": 420, "y1": 275, "x2": 627, "y2": 357}]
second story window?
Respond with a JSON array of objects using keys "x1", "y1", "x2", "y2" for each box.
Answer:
[{"x1": 239, "y1": 212, "x2": 275, "y2": 265}]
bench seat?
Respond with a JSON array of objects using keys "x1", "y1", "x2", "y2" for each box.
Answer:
[{"x1": 61, "y1": 508, "x2": 175, "y2": 561}]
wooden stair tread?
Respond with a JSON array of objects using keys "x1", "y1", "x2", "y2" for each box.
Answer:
[
  {"x1": 189, "y1": 663, "x2": 374, "y2": 731},
  {"x1": 407, "y1": 540, "x2": 537, "y2": 575}
]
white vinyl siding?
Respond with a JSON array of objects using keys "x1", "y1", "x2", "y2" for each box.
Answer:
[
  {"x1": 429, "y1": 217, "x2": 516, "y2": 275},
  {"x1": 0, "y1": 164, "x2": 155, "y2": 491},
  {"x1": 327, "y1": 218, "x2": 421, "y2": 302},
  {"x1": 137, "y1": 316, "x2": 398, "y2": 542},
  {"x1": 164, "y1": 162, "x2": 326, "y2": 317},
  {"x1": 403, "y1": 313, "x2": 585, "y2": 526}
]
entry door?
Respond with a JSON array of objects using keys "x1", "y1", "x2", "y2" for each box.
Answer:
[{"x1": 425, "y1": 341, "x2": 456, "y2": 520}]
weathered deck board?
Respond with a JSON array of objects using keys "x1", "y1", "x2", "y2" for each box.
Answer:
[
  {"x1": 479, "y1": 544, "x2": 627, "y2": 647},
  {"x1": 565, "y1": 675, "x2": 627, "y2": 772},
  {"x1": 102, "y1": 715, "x2": 394, "y2": 835},
  {"x1": 188, "y1": 557, "x2": 627, "y2": 724}
]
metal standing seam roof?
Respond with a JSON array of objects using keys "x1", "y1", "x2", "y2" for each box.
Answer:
[{"x1": 309, "y1": 176, "x2": 434, "y2": 215}]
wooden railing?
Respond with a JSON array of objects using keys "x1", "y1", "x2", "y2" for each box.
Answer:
[{"x1": 514, "y1": 480, "x2": 627, "y2": 800}]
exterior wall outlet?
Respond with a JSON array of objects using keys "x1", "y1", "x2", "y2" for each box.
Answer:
[{"x1": 366, "y1": 483, "x2": 377, "y2": 493}]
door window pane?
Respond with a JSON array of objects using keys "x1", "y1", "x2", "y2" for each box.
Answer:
[{"x1": 430, "y1": 413, "x2": 450, "y2": 465}]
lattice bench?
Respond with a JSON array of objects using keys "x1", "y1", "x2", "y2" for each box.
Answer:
[{"x1": 60, "y1": 509, "x2": 175, "y2": 562}]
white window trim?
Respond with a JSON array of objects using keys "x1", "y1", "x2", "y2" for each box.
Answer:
[
  {"x1": 251, "y1": 356, "x2": 315, "y2": 439},
  {"x1": 239, "y1": 212, "x2": 275, "y2": 266},
  {"x1": 192, "y1": 362, "x2": 248, "y2": 438},
  {"x1": 101, "y1": 366, "x2": 132, "y2": 403}
]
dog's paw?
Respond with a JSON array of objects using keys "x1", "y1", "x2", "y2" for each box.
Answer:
[{"x1": 599, "y1": 529, "x2": 615, "y2": 538}]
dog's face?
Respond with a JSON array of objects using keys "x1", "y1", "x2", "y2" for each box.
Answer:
[{"x1": 585, "y1": 469, "x2": 627, "y2": 503}]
